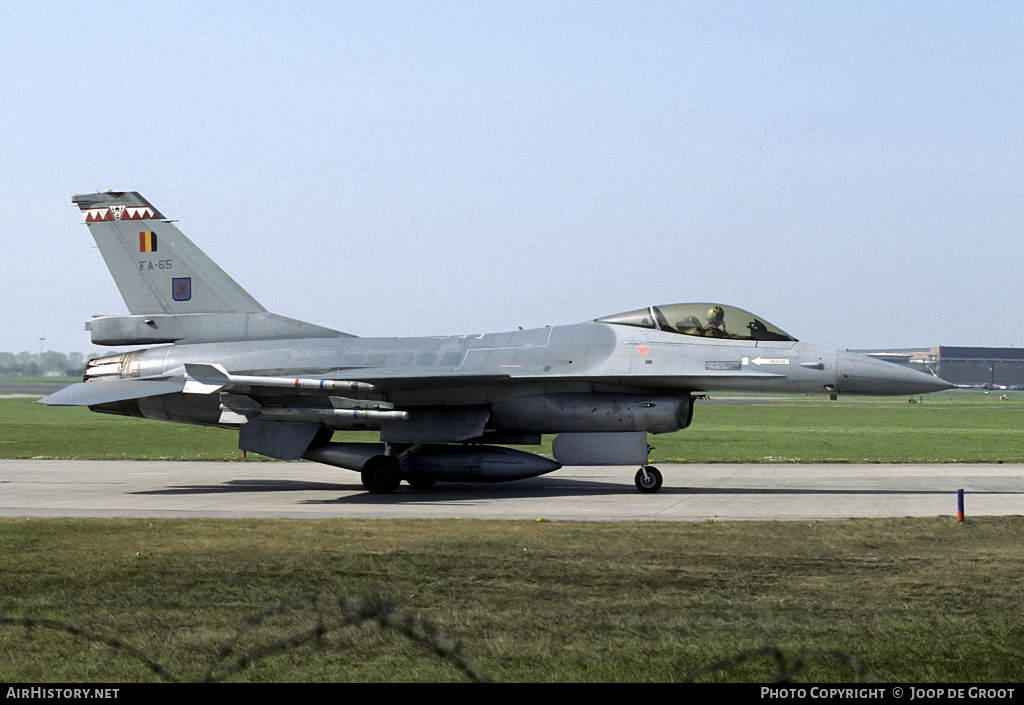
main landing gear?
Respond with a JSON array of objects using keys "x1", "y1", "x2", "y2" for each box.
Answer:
[
  {"x1": 634, "y1": 465, "x2": 663, "y2": 493},
  {"x1": 361, "y1": 455, "x2": 402, "y2": 494}
]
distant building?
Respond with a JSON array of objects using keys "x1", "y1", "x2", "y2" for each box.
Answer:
[{"x1": 850, "y1": 347, "x2": 1024, "y2": 388}]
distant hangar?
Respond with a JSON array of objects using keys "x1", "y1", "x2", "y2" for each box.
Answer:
[{"x1": 851, "y1": 347, "x2": 1024, "y2": 388}]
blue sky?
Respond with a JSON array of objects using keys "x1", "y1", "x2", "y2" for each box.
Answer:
[{"x1": 3, "y1": 1, "x2": 1022, "y2": 353}]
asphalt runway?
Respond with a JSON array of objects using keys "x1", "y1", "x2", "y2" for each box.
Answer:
[{"x1": 1, "y1": 459, "x2": 1020, "y2": 521}]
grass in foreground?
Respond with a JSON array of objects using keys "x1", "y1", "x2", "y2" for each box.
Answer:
[{"x1": 0, "y1": 517, "x2": 1022, "y2": 682}]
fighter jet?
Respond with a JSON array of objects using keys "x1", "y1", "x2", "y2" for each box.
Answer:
[{"x1": 42, "y1": 191, "x2": 953, "y2": 493}]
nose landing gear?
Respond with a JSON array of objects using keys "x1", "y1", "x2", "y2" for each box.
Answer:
[{"x1": 634, "y1": 465, "x2": 663, "y2": 493}]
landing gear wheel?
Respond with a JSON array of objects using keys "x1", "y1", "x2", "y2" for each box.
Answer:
[
  {"x1": 361, "y1": 455, "x2": 402, "y2": 494},
  {"x1": 635, "y1": 465, "x2": 663, "y2": 494}
]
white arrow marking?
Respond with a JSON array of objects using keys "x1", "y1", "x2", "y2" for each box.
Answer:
[{"x1": 748, "y1": 357, "x2": 791, "y2": 366}]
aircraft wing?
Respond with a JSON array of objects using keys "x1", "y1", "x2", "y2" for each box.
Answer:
[
  {"x1": 39, "y1": 368, "x2": 519, "y2": 408},
  {"x1": 39, "y1": 365, "x2": 781, "y2": 409},
  {"x1": 39, "y1": 379, "x2": 185, "y2": 406},
  {"x1": 336, "y1": 369, "x2": 785, "y2": 394}
]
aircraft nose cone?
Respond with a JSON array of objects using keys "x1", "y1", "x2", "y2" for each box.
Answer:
[{"x1": 836, "y1": 351, "x2": 954, "y2": 395}]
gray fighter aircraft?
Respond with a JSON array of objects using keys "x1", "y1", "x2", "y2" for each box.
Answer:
[{"x1": 42, "y1": 191, "x2": 953, "y2": 493}]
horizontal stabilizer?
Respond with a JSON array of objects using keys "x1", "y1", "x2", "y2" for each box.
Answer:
[{"x1": 38, "y1": 379, "x2": 184, "y2": 407}]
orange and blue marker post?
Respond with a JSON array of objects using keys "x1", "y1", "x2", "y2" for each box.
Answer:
[{"x1": 957, "y1": 488, "x2": 964, "y2": 523}]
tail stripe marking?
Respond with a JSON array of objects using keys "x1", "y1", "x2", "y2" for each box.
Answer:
[{"x1": 83, "y1": 206, "x2": 157, "y2": 222}]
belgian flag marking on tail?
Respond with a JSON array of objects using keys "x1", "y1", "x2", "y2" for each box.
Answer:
[{"x1": 139, "y1": 231, "x2": 158, "y2": 253}]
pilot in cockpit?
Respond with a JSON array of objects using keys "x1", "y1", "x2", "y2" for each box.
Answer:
[{"x1": 706, "y1": 305, "x2": 726, "y2": 333}]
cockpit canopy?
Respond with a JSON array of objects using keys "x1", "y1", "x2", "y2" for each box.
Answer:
[{"x1": 596, "y1": 303, "x2": 796, "y2": 342}]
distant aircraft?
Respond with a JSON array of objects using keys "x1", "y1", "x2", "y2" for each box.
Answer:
[{"x1": 42, "y1": 191, "x2": 953, "y2": 493}]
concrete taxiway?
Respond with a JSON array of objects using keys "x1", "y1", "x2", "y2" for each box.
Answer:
[{"x1": 0, "y1": 460, "x2": 1020, "y2": 521}]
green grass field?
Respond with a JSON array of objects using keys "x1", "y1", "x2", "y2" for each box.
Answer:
[
  {"x1": 3, "y1": 391, "x2": 1023, "y2": 464},
  {"x1": 659, "y1": 393, "x2": 1024, "y2": 464},
  {"x1": 1, "y1": 517, "x2": 1022, "y2": 683}
]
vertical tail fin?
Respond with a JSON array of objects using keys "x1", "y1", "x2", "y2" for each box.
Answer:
[
  {"x1": 73, "y1": 191, "x2": 265, "y2": 315},
  {"x1": 74, "y1": 191, "x2": 349, "y2": 345}
]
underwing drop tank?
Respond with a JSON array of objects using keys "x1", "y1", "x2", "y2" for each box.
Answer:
[{"x1": 303, "y1": 443, "x2": 562, "y2": 483}]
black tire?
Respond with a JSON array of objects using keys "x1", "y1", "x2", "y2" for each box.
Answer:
[
  {"x1": 634, "y1": 465, "x2": 663, "y2": 493},
  {"x1": 361, "y1": 455, "x2": 402, "y2": 494}
]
